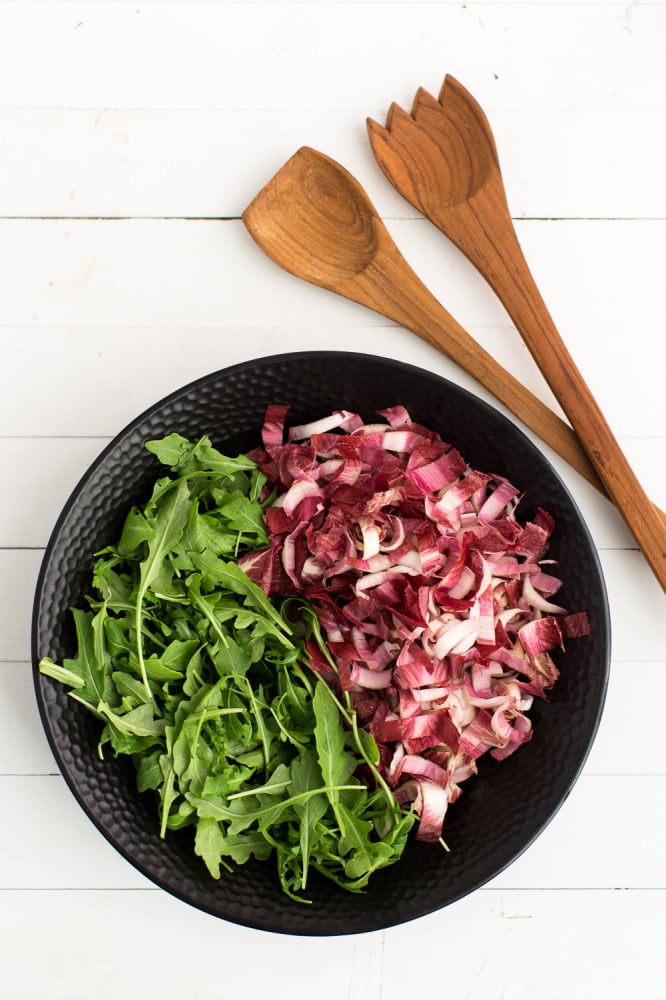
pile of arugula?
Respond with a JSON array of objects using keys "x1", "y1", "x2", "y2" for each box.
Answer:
[{"x1": 39, "y1": 434, "x2": 415, "y2": 900}]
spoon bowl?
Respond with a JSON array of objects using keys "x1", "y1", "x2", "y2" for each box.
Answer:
[
  {"x1": 245, "y1": 147, "x2": 379, "y2": 284},
  {"x1": 243, "y1": 147, "x2": 605, "y2": 495}
]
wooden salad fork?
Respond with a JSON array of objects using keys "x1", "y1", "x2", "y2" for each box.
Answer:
[
  {"x1": 368, "y1": 76, "x2": 666, "y2": 593},
  {"x1": 243, "y1": 147, "x2": 604, "y2": 484}
]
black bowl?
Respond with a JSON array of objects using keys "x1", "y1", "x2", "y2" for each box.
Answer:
[{"x1": 32, "y1": 351, "x2": 610, "y2": 935}]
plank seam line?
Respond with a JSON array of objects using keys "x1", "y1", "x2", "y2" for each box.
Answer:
[{"x1": 1, "y1": 215, "x2": 666, "y2": 223}]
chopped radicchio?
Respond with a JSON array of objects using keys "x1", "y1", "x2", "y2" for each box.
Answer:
[{"x1": 241, "y1": 406, "x2": 591, "y2": 844}]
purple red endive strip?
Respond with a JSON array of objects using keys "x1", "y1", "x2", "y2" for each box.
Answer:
[{"x1": 240, "y1": 406, "x2": 591, "y2": 843}]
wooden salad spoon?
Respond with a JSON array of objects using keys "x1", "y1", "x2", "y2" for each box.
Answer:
[
  {"x1": 367, "y1": 77, "x2": 666, "y2": 593},
  {"x1": 243, "y1": 147, "x2": 605, "y2": 486}
]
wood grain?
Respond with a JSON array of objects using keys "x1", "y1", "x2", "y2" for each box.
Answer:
[
  {"x1": 368, "y1": 76, "x2": 666, "y2": 593},
  {"x1": 243, "y1": 146, "x2": 617, "y2": 495}
]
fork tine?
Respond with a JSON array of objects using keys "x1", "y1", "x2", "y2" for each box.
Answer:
[
  {"x1": 385, "y1": 101, "x2": 412, "y2": 132},
  {"x1": 385, "y1": 102, "x2": 417, "y2": 137},
  {"x1": 411, "y1": 87, "x2": 441, "y2": 121},
  {"x1": 436, "y1": 75, "x2": 501, "y2": 166},
  {"x1": 438, "y1": 74, "x2": 465, "y2": 106},
  {"x1": 366, "y1": 116, "x2": 423, "y2": 212},
  {"x1": 366, "y1": 115, "x2": 391, "y2": 148},
  {"x1": 366, "y1": 116, "x2": 392, "y2": 156}
]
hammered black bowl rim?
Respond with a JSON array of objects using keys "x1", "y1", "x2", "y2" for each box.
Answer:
[{"x1": 31, "y1": 349, "x2": 612, "y2": 935}]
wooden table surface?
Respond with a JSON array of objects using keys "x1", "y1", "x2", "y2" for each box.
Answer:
[{"x1": 2, "y1": 3, "x2": 665, "y2": 997}]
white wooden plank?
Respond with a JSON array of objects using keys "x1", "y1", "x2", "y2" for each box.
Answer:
[
  {"x1": 1, "y1": 771, "x2": 664, "y2": 890},
  {"x1": 489, "y1": 772, "x2": 666, "y2": 890},
  {"x1": 2, "y1": 320, "x2": 663, "y2": 505},
  {"x1": 0, "y1": 3, "x2": 664, "y2": 112},
  {"x1": 385, "y1": 891, "x2": 665, "y2": 1000},
  {"x1": 2, "y1": 324, "x2": 552, "y2": 441},
  {"x1": 0, "y1": 887, "x2": 662, "y2": 999},
  {"x1": 549, "y1": 439, "x2": 666, "y2": 552},
  {"x1": 0, "y1": 0, "x2": 641, "y2": 5},
  {"x1": 0, "y1": 663, "x2": 57, "y2": 775},
  {"x1": 4, "y1": 655, "x2": 661, "y2": 778},
  {"x1": 0, "y1": 218, "x2": 664, "y2": 446},
  {"x1": 603, "y1": 550, "x2": 666, "y2": 659},
  {"x1": 2, "y1": 327, "x2": 421, "y2": 439},
  {"x1": 0, "y1": 438, "x2": 107, "y2": 549},
  {"x1": 2, "y1": 107, "x2": 666, "y2": 220},
  {"x1": 0, "y1": 776, "x2": 151, "y2": 889},
  {"x1": 583, "y1": 660, "x2": 664, "y2": 776},
  {"x1": 0, "y1": 548, "x2": 43, "y2": 662},
  {"x1": 2, "y1": 215, "x2": 664, "y2": 344},
  {"x1": 0, "y1": 217, "x2": 374, "y2": 328},
  {"x1": 3, "y1": 323, "x2": 663, "y2": 522}
]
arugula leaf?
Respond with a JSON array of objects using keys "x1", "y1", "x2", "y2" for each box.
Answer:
[
  {"x1": 337, "y1": 804, "x2": 393, "y2": 883},
  {"x1": 134, "y1": 478, "x2": 191, "y2": 694},
  {"x1": 135, "y1": 750, "x2": 164, "y2": 793},
  {"x1": 313, "y1": 680, "x2": 358, "y2": 818},
  {"x1": 38, "y1": 658, "x2": 85, "y2": 691},
  {"x1": 49, "y1": 608, "x2": 108, "y2": 711},
  {"x1": 161, "y1": 638, "x2": 200, "y2": 672},
  {"x1": 117, "y1": 507, "x2": 153, "y2": 558},
  {"x1": 185, "y1": 506, "x2": 237, "y2": 557},
  {"x1": 290, "y1": 749, "x2": 328, "y2": 889},
  {"x1": 111, "y1": 670, "x2": 154, "y2": 705},
  {"x1": 38, "y1": 433, "x2": 417, "y2": 902},
  {"x1": 96, "y1": 702, "x2": 166, "y2": 739},
  {"x1": 218, "y1": 491, "x2": 268, "y2": 542},
  {"x1": 191, "y1": 553, "x2": 294, "y2": 647},
  {"x1": 194, "y1": 817, "x2": 232, "y2": 878},
  {"x1": 145, "y1": 433, "x2": 256, "y2": 479},
  {"x1": 91, "y1": 558, "x2": 132, "y2": 604}
]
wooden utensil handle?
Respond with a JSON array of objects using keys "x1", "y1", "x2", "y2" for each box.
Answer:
[
  {"x1": 484, "y1": 235, "x2": 666, "y2": 591},
  {"x1": 342, "y1": 236, "x2": 607, "y2": 493}
]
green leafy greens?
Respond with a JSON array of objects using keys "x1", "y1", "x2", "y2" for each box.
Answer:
[{"x1": 39, "y1": 433, "x2": 415, "y2": 900}]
